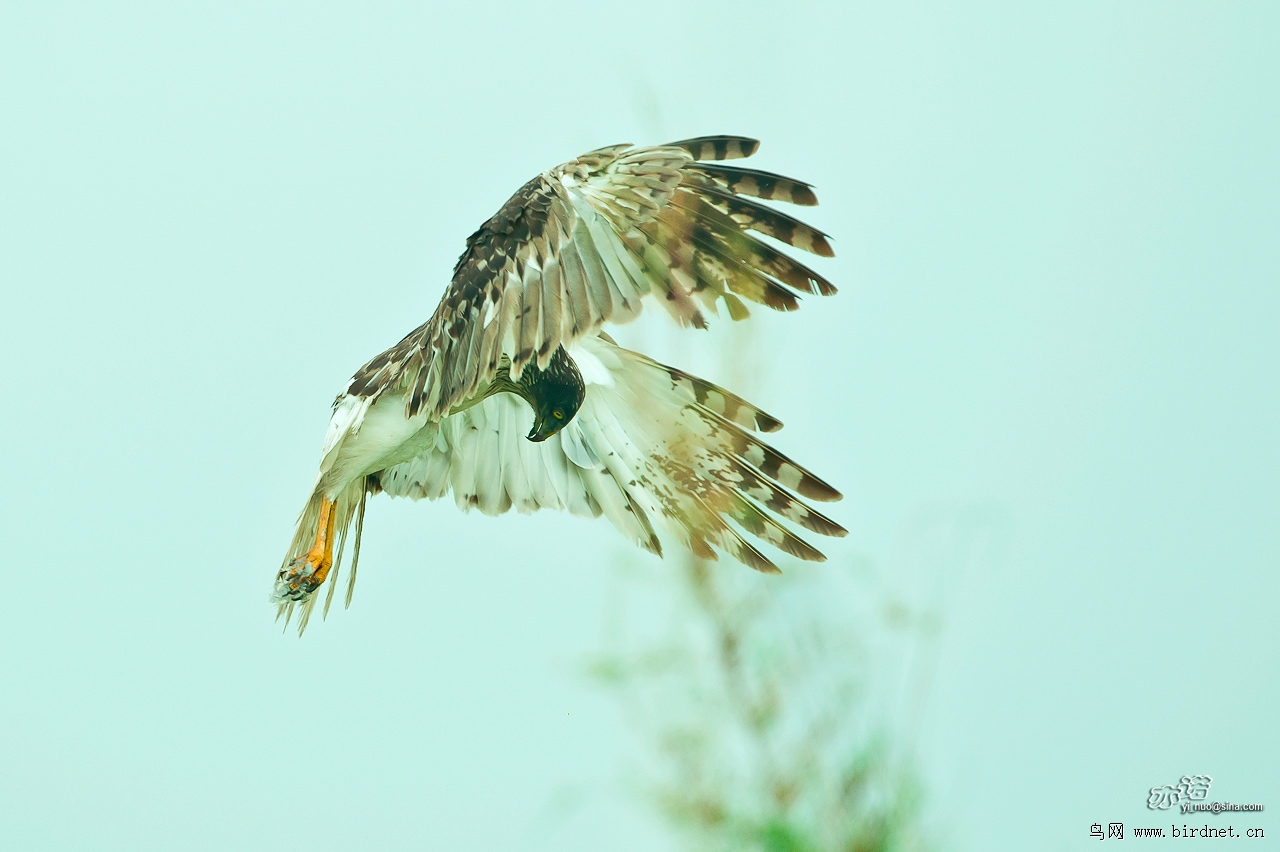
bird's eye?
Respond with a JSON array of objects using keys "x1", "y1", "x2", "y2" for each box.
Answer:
[{"x1": 552, "y1": 409, "x2": 564, "y2": 420}]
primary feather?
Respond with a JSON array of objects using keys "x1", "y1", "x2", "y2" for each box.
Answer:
[{"x1": 275, "y1": 135, "x2": 844, "y2": 631}]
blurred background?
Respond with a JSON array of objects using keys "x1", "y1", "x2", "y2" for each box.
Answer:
[{"x1": 1, "y1": 2, "x2": 1276, "y2": 849}]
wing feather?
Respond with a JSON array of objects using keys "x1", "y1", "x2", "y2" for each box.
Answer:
[
  {"x1": 559, "y1": 241, "x2": 593, "y2": 337},
  {"x1": 684, "y1": 162, "x2": 820, "y2": 206},
  {"x1": 282, "y1": 136, "x2": 843, "y2": 624},
  {"x1": 345, "y1": 135, "x2": 835, "y2": 419},
  {"x1": 371, "y1": 335, "x2": 844, "y2": 572}
]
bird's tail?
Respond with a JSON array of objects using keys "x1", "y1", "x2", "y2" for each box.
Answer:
[{"x1": 272, "y1": 479, "x2": 369, "y2": 634}]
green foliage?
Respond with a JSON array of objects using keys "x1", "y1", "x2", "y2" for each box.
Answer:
[{"x1": 589, "y1": 557, "x2": 933, "y2": 852}]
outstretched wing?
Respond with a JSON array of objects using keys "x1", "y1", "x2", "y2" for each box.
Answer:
[
  {"x1": 347, "y1": 135, "x2": 836, "y2": 420},
  {"x1": 369, "y1": 336, "x2": 846, "y2": 573}
]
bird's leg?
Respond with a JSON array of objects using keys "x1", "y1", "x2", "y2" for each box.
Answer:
[{"x1": 283, "y1": 496, "x2": 337, "y2": 598}]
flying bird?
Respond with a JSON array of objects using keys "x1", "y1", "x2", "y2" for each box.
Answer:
[{"x1": 275, "y1": 135, "x2": 846, "y2": 630}]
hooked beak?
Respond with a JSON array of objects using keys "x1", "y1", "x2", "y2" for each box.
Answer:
[{"x1": 527, "y1": 416, "x2": 554, "y2": 443}]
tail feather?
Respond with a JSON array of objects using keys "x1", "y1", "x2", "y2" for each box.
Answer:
[
  {"x1": 323, "y1": 487, "x2": 368, "y2": 619},
  {"x1": 275, "y1": 134, "x2": 843, "y2": 630}
]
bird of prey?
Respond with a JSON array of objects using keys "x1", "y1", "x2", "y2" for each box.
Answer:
[{"x1": 275, "y1": 135, "x2": 846, "y2": 630}]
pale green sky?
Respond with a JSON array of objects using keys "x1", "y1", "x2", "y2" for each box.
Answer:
[{"x1": 2, "y1": 2, "x2": 1276, "y2": 850}]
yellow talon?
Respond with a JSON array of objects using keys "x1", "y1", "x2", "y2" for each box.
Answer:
[{"x1": 285, "y1": 497, "x2": 336, "y2": 597}]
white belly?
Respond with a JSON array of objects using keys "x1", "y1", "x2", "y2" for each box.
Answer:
[{"x1": 315, "y1": 392, "x2": 438, "y2": 498}]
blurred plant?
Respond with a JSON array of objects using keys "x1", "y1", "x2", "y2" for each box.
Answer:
[
  {"x1": 589, "y1": 552, "x2": 935, "y2": 852},
  {"x1": 585, "y1": 122, "x2": 974, "y2": 839}
]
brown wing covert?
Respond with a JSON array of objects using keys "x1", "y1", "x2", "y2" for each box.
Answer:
[{"x1": 347, "y1": 135, "x2": 835, "y2": 422}]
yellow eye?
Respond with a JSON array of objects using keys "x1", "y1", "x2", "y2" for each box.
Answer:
[{"x1": 552, "y1": 409, "x2": 565, "y2": 420}]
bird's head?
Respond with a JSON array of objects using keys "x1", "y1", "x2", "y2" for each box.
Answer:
[
  {"x1": 527, "y1": 373, "x2": 585, "y2": 442},
  {"x1": 519, "y1": 347, "x2": 587, "y2": 443}
]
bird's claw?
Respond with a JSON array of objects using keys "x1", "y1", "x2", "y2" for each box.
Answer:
[{"x1": 276, "y1": 552, "x2": 329, "y2": 602}]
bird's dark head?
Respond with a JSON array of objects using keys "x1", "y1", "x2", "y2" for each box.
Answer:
[
  {"x1": 527, "y1": 380, "x2": 583, "y2": 442},
  {"x1": 520, "y1": 347, "x2": 586, "y2": 443}
]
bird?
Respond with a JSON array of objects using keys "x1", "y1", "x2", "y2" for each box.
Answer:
[{"x1": 274, "y1": 135, "x2": 846, "y2": 631}]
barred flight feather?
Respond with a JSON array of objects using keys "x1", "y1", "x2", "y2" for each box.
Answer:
[
  {"x1": 685, "y1": 163, "x2": 820, "y2": 206},
  {"x1": 669, "y1": 135, "x2": 761, "y2": 161},
  {"x1": 343, "y1": 135, "x2": 836, "y2": 421},
  {"x1": 355, "y1": 336, "x2": 845, "y2": 581},
  {"x1": 276, "y1": 135, "x2": 843, "y2": 632}
]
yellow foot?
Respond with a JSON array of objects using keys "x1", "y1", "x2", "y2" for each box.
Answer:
[
  {"x1": 277, "y1": 549, "x2": 333, "y2": 601},
  {"x1": 275, "y1": 496, "x2": 336, "y2": 602}
]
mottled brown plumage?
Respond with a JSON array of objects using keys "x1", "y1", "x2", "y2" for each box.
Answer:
[
  {"x1": 344, "y1": 136, "x2": 837, "y2": 424},
  {"x1": 275, "y1": 136, "x2": 845, "y2": 631}
]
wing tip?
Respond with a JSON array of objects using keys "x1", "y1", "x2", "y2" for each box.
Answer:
[
  {"x1": 800, "y1": 480, "x2": 843, "y2": 503},
  {"x1": 757, "y1": 413, "x2": 784, "y2": 433},
  {"x1": 669, "y1": 135, "x2": 761, "y2": 161},
  {"x1": 791, "y1": 185, "x2": 820, "y2": 206}
]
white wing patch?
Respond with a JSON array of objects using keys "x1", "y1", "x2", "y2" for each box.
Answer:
[
  {"x1": 374, "y1": 335, "x2": 844, "y2": 572},
  {"x1": 565, "y1": 339, "x2": 615, "y2": 387},
  {"x1": 278, "y1": 136, "x2": 843, "y2": 630}
]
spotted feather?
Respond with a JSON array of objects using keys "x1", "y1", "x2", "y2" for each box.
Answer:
[
  {"x1": 343, "y1": 136, "x2": 835, "y2": 422},
  {"x1": 276, "y1": 135, "x2": 844, "y2": 630}
]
